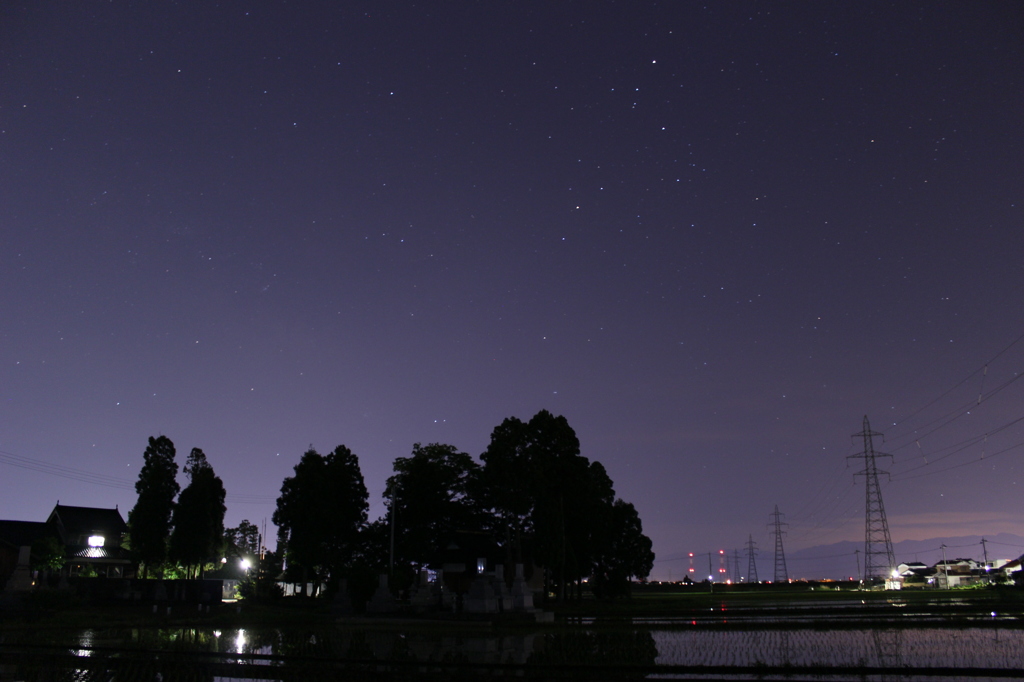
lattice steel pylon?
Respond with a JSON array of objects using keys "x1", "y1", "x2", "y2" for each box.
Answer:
[
  {"x1": 848, "y1": 415, "x2": 896, "y2": 583},
  {"x1": 769, "y1": 505, "x2": 788, "y2": 582},
  {"x1": 745, "y1": 534, "x2": 759, "y2": 583}
]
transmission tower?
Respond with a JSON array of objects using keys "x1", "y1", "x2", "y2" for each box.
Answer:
[
  {"x1": 848, "y1": 415, "x2": 896, "y2": 582},
  {"x1": 745, "y1": 534, "x2": 759, "y2": 583},
  {"x1": 769, "y1": 505, "x2": 788, "y2": 582}
]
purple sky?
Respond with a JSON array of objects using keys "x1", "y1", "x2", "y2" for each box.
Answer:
[{"x1": 2, "y1": 2, "x2": 1022, "y2": 580}]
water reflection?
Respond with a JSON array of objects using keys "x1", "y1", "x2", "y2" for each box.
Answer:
[
  {"x1": 234, "y1": 628, "x2": 246, "y2": 654},
  {"x1": 872, "y1": 629, "x2": 903, "y2": 682},
  {"x1": 652, "y1": 627, "x2": 1024, "y2": 670},
  {"x1": 4, "y1": 623, "x2": 1024, "y2": 679}
]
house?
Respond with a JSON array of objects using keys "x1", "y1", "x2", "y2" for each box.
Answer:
[
  {"x1": 996, "y1": 557, "x2": 1023, "y2": 583},
  {"x1": 897, "y1": 561, "x2": 933, "y2": 587},
  {"x1": 45, "y1": 504, "x2": 133, "y2": 578},
  {"x1": 930, "y1": 558, "x2": 981, "y2": 588},
  {"x1": 207, "y1": 557, "x2": 251, "y2": 600}
]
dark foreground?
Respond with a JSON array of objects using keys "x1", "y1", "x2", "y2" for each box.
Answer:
[{"x1": 3, "y1": 585, "x2": 1024, "y2": 680}]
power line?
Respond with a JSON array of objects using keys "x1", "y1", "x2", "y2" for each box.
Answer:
[
  {"x1": 887, "y1": 371, "x2": 1024, "y2": 454},
  {"x1": 891, "y1": 438, "x2": 1024, "y2": 483},
  {"x1": 0, "y1": 450, "x2": 134, "y2": 490},
  {"x1": 889, "y1": 328, "x2": 1024, "y2": 433},
  {"x1": 0, "y1": 449, "x2": 277, "y2": 504},
  {"x1": 786, "y1": 550, "x2": 859, "y2": 562}
]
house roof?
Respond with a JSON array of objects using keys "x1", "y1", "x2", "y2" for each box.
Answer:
[
  {"x1": 0, "y1": 520, "x2": 54, "y2": 549},
  {"x1": 47, "y1": 504, "x2": 128, "y2": 537},
  {"x1": 66, "y1": 545, "x2": 132, "y2": 562}
]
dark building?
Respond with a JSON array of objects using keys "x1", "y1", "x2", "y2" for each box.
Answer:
[{"x1": 45, "y1": 504, "x2": 133, "y2": 578}]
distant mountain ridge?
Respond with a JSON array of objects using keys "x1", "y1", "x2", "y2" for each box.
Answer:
[{"x1": 777, "y1": 533, "x2": 1024, "y2": 581}]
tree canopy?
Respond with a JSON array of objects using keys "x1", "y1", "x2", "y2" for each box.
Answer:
[
  {"x1": 477, "y1": 410, "x2": 625, "y2": 599},
  {"x1": 226, "y1": 519, "x2": 261, "y2": 558},
  {"x1": 478, "y1": 416, "x2": 533, "y2": 562},
  {"x1": 168, "y1": 448, "x2": 227, "y2": 578},
  {"x1": 273, "y1": 445, "x2": 368, "y2": 593},
  {"x1": 385, "y1": 442, "x2": 481, "y2": 577},
  {"x1": 128, "y1": 435, "x2": 179, "y2": 574},
  {"x1": 264, "y1": 411, "x2": 654, "y2": 602},
  {"x1": 590, "y1": 499, "x2": 656, "y2": 597}
]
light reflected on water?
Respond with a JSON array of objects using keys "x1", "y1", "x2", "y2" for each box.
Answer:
[
  {"x1": 73, "y1": 628, "x2": 94, "y2": 657},
  {"x1": 234, "y1": 628, "x2": 247, "y2": 654}
]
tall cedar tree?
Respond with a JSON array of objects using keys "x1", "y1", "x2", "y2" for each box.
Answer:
[
  {"x1": 273, "y1": 445, "x2": 368, "y2": 595},
  {"x1": 168, "y1": 448, "x2": 227, "y2": 578},
  {"x1": 128, "y1": 435, "x2": 179, "y2": 576}
]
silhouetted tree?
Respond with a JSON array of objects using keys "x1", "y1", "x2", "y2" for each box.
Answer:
[
  {"x1": 225, "y1": 519, "x2": 261, "y2": 558},
  {"x1": 128, "y1": 435, "x2": 179, "y2": 576},
  {"x1": 348, "y1": 517, "x2": 391, "y2": 609},
  {"x1": 384, "y1": 443, "x2": 481, "y2": 581},
  {"x1": 169, "y1": 448, "x2": 227, "y2": 578},
  {"x1": 478, "y1": 417, "x2": 534, "y2": 565},
  {"x1": 273, "y1": 445, "x2": 368, "y2": 596},
  {"x1": 548, "y1": 458, "x2": 616, "y2": 599},
  {"x1": 591, "y1": 499, "x2": 655, "y2": 598},
  {"x1": 479, "y1": 410, "x2": 627, "y2": 600}
]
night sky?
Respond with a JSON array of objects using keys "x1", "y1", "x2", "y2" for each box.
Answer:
[{"x1": 3, "y1": 2, "x2": 1023, "y2": 580}]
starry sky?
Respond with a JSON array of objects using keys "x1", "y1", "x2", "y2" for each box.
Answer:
[{"x1": 2, "y1": 2, "x2": 1023, "y2": 580}]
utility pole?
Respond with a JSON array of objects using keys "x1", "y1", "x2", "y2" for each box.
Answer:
[
  {"x1": 769, "y1": 505, "x2": 788, "y2": 583},
  {"x1": 389, "y1": 498, "x2": 396, "y2": 578},
  {"x1": 981, "y1": 538, "x2": 990, "y2": 574},
  {"x1": 854, "y1": 549, "x2": 861, "y2": 584},
  {"x1": 733, "y1": 549, "x2": 742, "y2": 582},
  {"x1": 746, "y1": 534, "x2": 759, "y2": 583},
  {"x1": 848, "y1": 416, "x2": 896, "y2": 583},
  {"x1": 940, "y1": 543, "x2": 948, "y2": 589}
]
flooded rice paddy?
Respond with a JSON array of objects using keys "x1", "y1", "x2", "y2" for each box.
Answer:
[
  {"x1": 3, "y1": 622, "x2": 1024, "y2": 680},
  {"x1": 3, "y1": 595, "x2": 1024, "y2": 680}
]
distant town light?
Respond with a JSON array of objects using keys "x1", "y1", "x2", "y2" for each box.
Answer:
[{"x1": 87, "y1": 535, "x2": 105, "y2": 547}]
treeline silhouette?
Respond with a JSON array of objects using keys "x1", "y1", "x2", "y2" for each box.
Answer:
[{"x1": 128, "y1": 410, "x2": 654, "y2": 603}]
